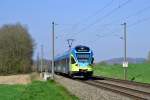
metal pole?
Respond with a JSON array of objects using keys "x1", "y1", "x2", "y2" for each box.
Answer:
[
  {"x1": 41, "y1": 45, "x2": 44, "y2": 73},
  {"x1": 123, "y1": 22, "x2": 127, "y2": 80},
  {"x1": 37, "y1": 52, "x2": 39, "y2": 71},
  {"x1": 67, "y1": 39, "x2": 75, "y2": 51},
  {"x1": 51, "y1": 22, "x2": 55, "y2": 79},
  {"x1": 67, "y1": 39, "x2": 74, "y2": 76}
]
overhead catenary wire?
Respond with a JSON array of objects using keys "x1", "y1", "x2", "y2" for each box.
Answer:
[
  {"x1": 87, "y1": 2, "x2": 150, "y2": 47},
  {"x1": 90, "y1": 16, "x2": 150, "y2": 44},
  {"x1": 102, "y1": 4, "x2": 150, "y2": 27},
  {"x1": 125, "y1": 5, "x2": 150, "y2": 20},
  {"x1": 57, "y1": 0, "x2": 150, "y2": 45},
  {"x1": 60, "y1": 0, "x2": 150, "y2": 40},
  {"x1": 71, "y1": 0, "x2": 114, "y2": 30},
  {"x1": 92, "y1": 16, "x2": 150, "y2": 42},
  {"x1": 89, "y1": 4, "x2": 150, "y2": 41},
  {"x1": 128, "y1": 16, "x2": 150, "y2": 28},
  {"x1": 95, "y1": 16, "x2": 150, "y2": 38},
  {"x1": 73, "y1": 0, "x2": 133, "y2": 36}
]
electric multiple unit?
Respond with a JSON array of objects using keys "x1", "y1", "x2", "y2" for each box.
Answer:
[{"x1": 54, "y1": 45, "x2": 94, "y2": 77}]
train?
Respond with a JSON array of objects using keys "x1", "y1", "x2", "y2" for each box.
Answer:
[{"x1": 54, "y1": 45, "x2": 94, "y2": 78}]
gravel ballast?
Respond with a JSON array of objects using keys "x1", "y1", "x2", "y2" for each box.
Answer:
[{"x1": 55, "y1": 75, "x2": 133, "y2": 100}]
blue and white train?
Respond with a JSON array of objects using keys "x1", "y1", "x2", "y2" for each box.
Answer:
[{"x1": 54, "y1": 45, "x2": 94, "y2": 77}]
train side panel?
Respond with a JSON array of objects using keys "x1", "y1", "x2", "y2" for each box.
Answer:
[{"x1": 55, "y1": 57, "x2": 70, "y2": 74}]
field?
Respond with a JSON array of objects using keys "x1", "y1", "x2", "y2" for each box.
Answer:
[
  {"x1": 0, "y1": 80, "x2": 78, "y2": 100},
  {"x1": 94, "y1": 63, "x2": 150, "y2": 83}
]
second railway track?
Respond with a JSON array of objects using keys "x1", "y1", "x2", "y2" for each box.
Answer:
[{"x1": 75, "y1": 76, "x2": 150, "y2": 100}]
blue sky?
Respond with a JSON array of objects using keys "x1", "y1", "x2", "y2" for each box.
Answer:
[{"x1": 0, "y1": 0, "x2": 150, "y2": 62}]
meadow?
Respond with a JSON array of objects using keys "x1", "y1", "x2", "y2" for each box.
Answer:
[
  {"x1": 0, "y1": 80, "x2": 78, "y2": 100},
  {"x1": 94, "y1": 63, "x2": 150, "y2": 83}
]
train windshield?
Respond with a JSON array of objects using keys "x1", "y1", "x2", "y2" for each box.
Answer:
[{"x1": 76, "y1": 53, "x2": 90, "y2": 62}]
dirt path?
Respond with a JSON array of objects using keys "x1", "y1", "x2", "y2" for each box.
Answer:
[
  {"x1": 0, "y1": 73, "x2": 42, "y2": 85},
  {"x1": 0, "y1": 74, "x2": 31, "y2": 84}
]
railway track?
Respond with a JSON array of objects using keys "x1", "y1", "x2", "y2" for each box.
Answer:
[
  {"x1": 57, "y1": 74, "x2": 150, "y2": 99},
  {"x1": 75, "y1": 76, "x2": 150, "y2": 100},
  {"x1": 96, "y1": 76, "x2": 150, "y2": 93}
]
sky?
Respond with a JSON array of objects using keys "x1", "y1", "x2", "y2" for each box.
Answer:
[{"x1": 0, "y1": 0, "x2": 150, "y2": 62}]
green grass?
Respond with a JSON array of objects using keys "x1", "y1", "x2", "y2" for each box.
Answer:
[
  {"x1": 0, "y1": 80, "x2": 78, "y2": 100},
  {"x1": 94, "y1": 63, "x2": 150, "y2": 83}
]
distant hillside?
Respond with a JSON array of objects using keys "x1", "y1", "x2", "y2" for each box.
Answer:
[{"x1": 100, "y1": 57, "x2": 146, "y2": 64}]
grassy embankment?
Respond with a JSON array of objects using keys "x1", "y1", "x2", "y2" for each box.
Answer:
[
  {"x1": 94, "y1": 63, "x2": 150, "y2": 83},
  {"x1": 0, "y1": 80, "x2": 78, "y2": 100}
]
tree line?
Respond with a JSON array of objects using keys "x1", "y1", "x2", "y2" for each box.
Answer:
[{"x1": 0, "y1": 23, "x2": 34, "y2": 75}]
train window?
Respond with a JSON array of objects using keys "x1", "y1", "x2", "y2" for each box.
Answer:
[
  {"x1": 71, "y1": 57, "x2": 76, "y2": 64},
  {"x1": 76, "y1": 53, "x2": 90, "y2": 59}
]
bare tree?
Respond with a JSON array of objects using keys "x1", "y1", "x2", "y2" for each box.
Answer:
[{"x1": 0, "y1": 23, "x2": 34, "y2": 75}]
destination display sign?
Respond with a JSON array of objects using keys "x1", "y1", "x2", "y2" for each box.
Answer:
[{"x1": 75, "y1": 46, "x2": 90, "y2": 52}]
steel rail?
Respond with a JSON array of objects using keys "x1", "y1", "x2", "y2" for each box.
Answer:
[
  {"x1": 80, "y1": 80, "x2": 150, "y2": 100},
  {"x1": 96, "y1": 76, "x2": 150, "y2": 88}
]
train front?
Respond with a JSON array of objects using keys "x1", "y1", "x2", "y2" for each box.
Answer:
[{"x1": 70, "y1": 45, "x2": 94, "y2": 77}]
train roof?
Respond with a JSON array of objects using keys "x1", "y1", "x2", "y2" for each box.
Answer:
[
  {"x1": 54, "y1": 51, "x2": 70, "y2": 61},
  {"x1": 54, "y1": 45, "x2": 92, "y2": 61}
]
